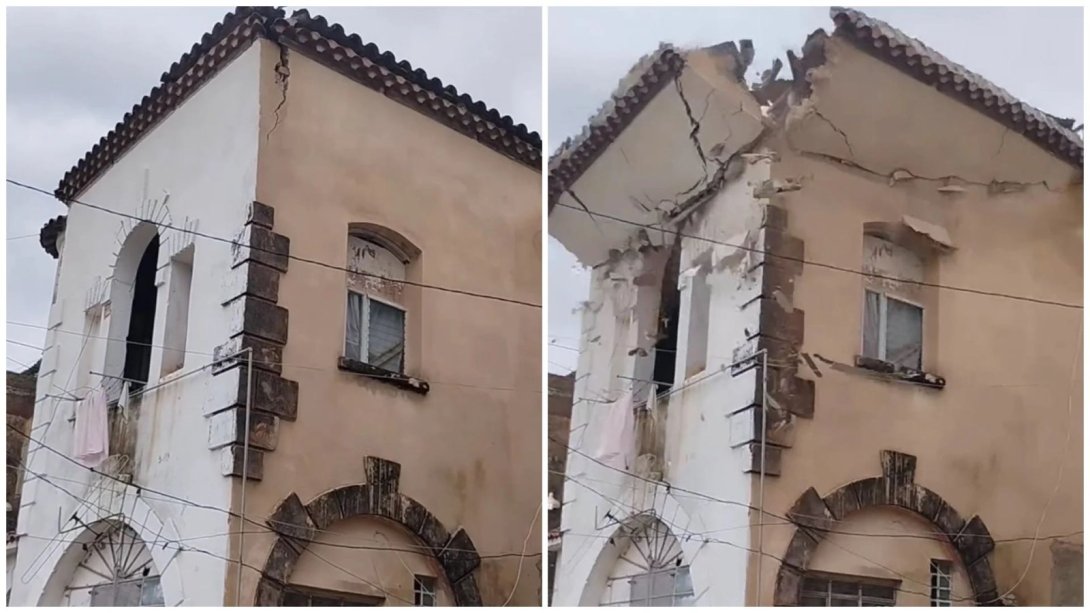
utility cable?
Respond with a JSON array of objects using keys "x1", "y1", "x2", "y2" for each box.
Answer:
[
  {"x1": 8, "y1": 178, "x2": 541, "y2": 309},
  {"x1": 552, "y1": 201, "x2": 1082, "y2": 310},
  {"x1": 8, "y1": 425, "x2": 539, "y2": 561}
]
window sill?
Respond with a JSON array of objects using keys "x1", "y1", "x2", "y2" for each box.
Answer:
[
  {"x1": 337, "y1": 357, "x2": 430, "y2": 395},
  {"x1": 854, "y1": 355, "x2": 945, "y2": 389}
]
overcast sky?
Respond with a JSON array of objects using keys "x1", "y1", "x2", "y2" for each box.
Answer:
[
  {"x1": 547, "y1": 6, "x2": 1084, "y2": 374},
  {"x1": 5, "y1": 6, "x2": 541, "y2": 372}
]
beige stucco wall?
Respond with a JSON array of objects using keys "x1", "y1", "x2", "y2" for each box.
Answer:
[
  {"x1": 752, "y1": 37, "x2": 1083, "y2": 606},
  {"x1": 225, "y1": 40, "x2": 541, "y2": 605}
]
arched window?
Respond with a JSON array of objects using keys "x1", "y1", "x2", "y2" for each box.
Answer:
[
  {"x1": 343, "y1": 226, "x2": 418, "y2": 374},
  {"x1": 599, "y1": 516, "x2": 693, "y2": 606}
]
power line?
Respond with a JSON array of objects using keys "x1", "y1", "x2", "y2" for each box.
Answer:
[
  {"x1": 8, "y1": 178, "x2": 541, "y2": 309},
  {"x1": 7, "y1": 232, "x2": 40, "y2": 240},
  {"x1": 6, "y1": 323, "x2": 540, "y2": 396},
  {"x1": 552, "y1": 201, "x2": 1082, "y2": 310},
  {"x1": 8, "y1": 425, "x2": 539, "y2": 561}
]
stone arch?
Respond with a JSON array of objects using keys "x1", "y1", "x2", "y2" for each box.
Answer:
[
  {"x1": 576, "y1": 485, "x2": 702, "y2": 606},
  {"x1": 35, "y1": 479, "x2": 184, "y2": 606},
  {"x1": 255, "y1": 457, "x2": 482, "y2": 606},
  {"x1": 773, "y1": 450, "x2": 998, "y2": 606},
  {"x1": 103, "y1": 221, "x2": 160, "y2": 394}
]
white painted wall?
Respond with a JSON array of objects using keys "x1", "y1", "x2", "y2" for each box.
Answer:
[
  {"x1": 552, "y1": 158, "x2": 772, "y2": 606},
  {"x1": 11, "y1": 42, "x2": 262, "y2": 606}
]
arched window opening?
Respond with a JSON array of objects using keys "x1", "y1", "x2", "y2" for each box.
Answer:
[
  {"x1": 64, "y1": 521, "x2": 163, "y2": 606},
  {"x1": 599, "y1": 516, "x2": 693, "y2": 607},
  {"x1": 123, "y1": 234, "x2": 160, "y2": 389}
]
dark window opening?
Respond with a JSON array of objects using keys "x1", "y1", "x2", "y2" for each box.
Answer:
[
  {"x1": 123, "y1": 234, "x2": 159, "y2": 390},
  {"x1": 652, "y1": 238, "x2": 681, "y2": 395}
]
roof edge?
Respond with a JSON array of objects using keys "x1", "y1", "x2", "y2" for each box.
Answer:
[{"x1": 55, "y1": 7, "x2": 542, "y2": 204}]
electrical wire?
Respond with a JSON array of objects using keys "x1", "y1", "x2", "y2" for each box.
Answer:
[
  {"x1": 501, "y1": 502, "x2": 541, "y2": 606},
  {"x1": 552, "y1": 201, "x2": 1082, "y2": 310},
  {"x1": 7, "y1": 323, "x2": 540, "y2": 396},
  {"x1": 7, "y1": 425, "x2": 539, "y2": 561},
  {"x1": 8, "y1": 178, "x2": 540, "y2": 309}
]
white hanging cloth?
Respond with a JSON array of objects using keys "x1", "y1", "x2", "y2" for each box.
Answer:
[
  {"x1": 73, "y1": 388, "x2": 109, "y2": 467},
  {"x1": 595, "y1": 390, "x2": 635, "y2": 471}
]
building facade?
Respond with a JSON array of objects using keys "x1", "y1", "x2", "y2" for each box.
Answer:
[
  {"x1": 549, "y1": 8, "x2": 1082, "y2": 607},
  {"x1": 11, "y1": 7, "x2": 541, "y2": 606}
]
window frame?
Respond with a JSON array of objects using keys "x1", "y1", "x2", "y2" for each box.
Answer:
[
  {"x1": 930, "y1": 559, "x2": 953, "y2": 607},
  {"x1": 280, "y1": 584, "x2": 384, "y2": 606},
  {"x1": 345, "y1": 289, "x2": 407, "y2": 373},
  {"x1": 603, "y1": 565, "x2": 694, "y2": 606},
  {"x1": 413, "y1": 574, "x2": 437, "y2": 607},
  {"x1": 862, "y1": 288, "x2": 925, "y2": 370},
  {"x1": 799, "y1": 571, "x2": 899, "y2": 607}
]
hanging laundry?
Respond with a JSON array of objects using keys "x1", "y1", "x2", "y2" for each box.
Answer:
[
  {"x1": 73, "y1": 388, "x2": 109, "y2": 468},
  {"x1": 117, "y1": 380, "x2": 131, "y2": 411},
  {"x1": 595, "y1": 390, "x2": 635, "y2": 471}
]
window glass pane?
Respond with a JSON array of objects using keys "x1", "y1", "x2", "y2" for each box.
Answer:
[
  {"x1": 831, "y1": 581, "x2": 859, "y2": 595},
  {"x1": 801, "y1": 595, "x2": 828, "y2": 606},
  {"x1": 885, "y1": 297, "x2": 922, "y2": 369},
  {"x1": 861, "y1": 584, "x2": 894, "y2": 599},
  {"x1": 862, "y1": 290, "x2": 881, "y2": 359},
  {"x1": 140, "y1": 576, "x2": 164, "y2": 606},
  {"x1": 629, "y1": 574, "x2": 650, "y2": 605},
  {"x1": 674, "y1": 566, "x2": 694, "y2": 598},
  {"x1": 345, "y1": 292, "x2": 364, "y2": 360},
  {"x1": 368, "y1": 300, "x2": 405, "y2": 372}
]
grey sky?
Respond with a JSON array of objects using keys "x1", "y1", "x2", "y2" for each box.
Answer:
[
  {"x1": 6, "y1": 6, "x2": 541, "y2": 372},
  {"x1": 547, "y1": 6, "x2": 1083, "y2": 374}
]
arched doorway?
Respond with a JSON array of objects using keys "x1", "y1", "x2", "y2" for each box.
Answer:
[
  {"x1": 774, "y1": 450, "x2": 999, "y2": 606},
  {"x1": 256, "y1": 457, "x2": 482, "y2": 606}
]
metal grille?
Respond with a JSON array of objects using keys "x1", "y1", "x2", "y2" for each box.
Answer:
[
  {"x1": 930, "y1": 560, "x2": 953, "y2": 606},
  {"x1": 800, "y1": 575, "x2": 897, "y2": 606}
]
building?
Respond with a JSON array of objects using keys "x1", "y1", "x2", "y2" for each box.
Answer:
[
  {"x1": 547, "y1": 371, "x2": 574, "y2": 603},
  {"x1": 7, "y1": 363, "x2": 37, "y2": 603},
  {"x1": 549, "y1": 7, "x2": 1081, "y2": 607},
  {"x1": 11, "y1": 7, "x2": 541, "y2": 606}
]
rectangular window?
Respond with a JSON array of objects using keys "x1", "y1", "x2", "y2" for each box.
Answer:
[
  {"x1": 413, "y1": 575, "x2": 436, "y2": 607},
  {"x1": 862, "y1": 290, "x2": 922, "y2": 370},
  {"x1": 280, "y1": 585, "x2": 383, "y2": 606},
  {"x1": 622, "y1": 566, "x2": 694, "y2": 606},
  {"x1": 685, "y1": 273, "x2": 710, "y2": 378},
  {"x1": 800, "y1": 574, "x2": 898, "y2": 606},
  {"x1": 930, "y1": 560, "x2": 953, "y2": 606},
  {"x1": 345, "y1": 291, "x2": 406, "y2": 373},
  {"x1": 161, "y1": 246, "x2": 194, "y2": 375}
]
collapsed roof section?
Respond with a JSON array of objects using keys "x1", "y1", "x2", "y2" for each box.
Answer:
[
  {"x1": 55, "y1": 6, "x2": 542, "y2": 204},
  {"x1": 549, "y1": 7, "x2": 1083, "y2": 268}
]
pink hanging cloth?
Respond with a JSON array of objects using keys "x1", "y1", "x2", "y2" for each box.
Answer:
[{"x1": 73, "y1": 388, "x2": 109, "y2": 467}]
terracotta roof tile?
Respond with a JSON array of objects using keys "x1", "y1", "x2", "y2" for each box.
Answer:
[
  {"x1": 55, "y1": 7, "x2": 541, "y2": 203},
  {"x1": 830, "y1": 7, "x2": 1082, "y2": 167},
  {"x1": 548, "y1": 9, "x2": 1082, "y2": 206},
  {"x1": 548, "y1": 45, "x2": 685, "y2": 205}
]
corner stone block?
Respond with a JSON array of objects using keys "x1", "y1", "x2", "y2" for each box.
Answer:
[
  {"x1": 399, "y1": 495, "x2": 452, "y2": 553},
  {"x1": 221, "y1": 444, "x2": 263, "y2": 481},
  {"x1": 262, "y1": 538, "x2": 303, "y2": 584},
  {"x1": 268, "y1": 492, "x2": 317, "y2": 542},
  {"x1": 967, "y1": 556, "x2": 999, "y2": 605},
  {"x1": 254, "y1": 577, "x2": 283, "y2": 606},
  {"x1": 788, "y1": 487, "x2": 835, "y2": 531},
  {"x1": 774, "y1": 566, "x2": 803, "y2": 606},
  {"x1": 232, "y1": 225, "x2": 290, "y2": 273},
  {"x1": 440, "y1": 528, "x2": 482, "y2": 584},
  {"x1": 364, "y1": 456, "x2": 402, "y2": 496},
  {"x1": 306, "y1": 491, "x2": 345, "y2": 531},
  {"x1": 781, "y1": 528, "x2": 822, "y2": 571},
  {"x1": 207, "y1": 408, "x2": 280, "y2": 451},
  {"x1": 248, "y1": 201, "x2": 275, "y2": 229},
  {"x1": 954, "y1": 515, "x2": 995, "y2": 566},
  {"x1": 212, "y1": 333, "x2": 285, "y2": 375},
  {"x1": 451, "y1": 575, "x2": 483, "y2": 607}
]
